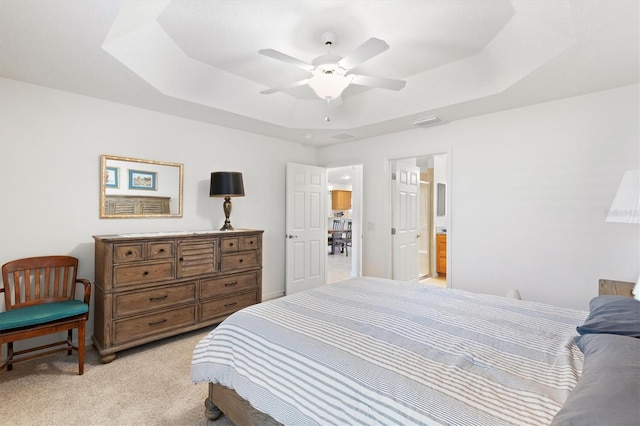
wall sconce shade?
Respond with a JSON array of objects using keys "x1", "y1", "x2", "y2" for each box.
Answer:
[
  {"x1": 605, "y1": 170, "x2": 639, "y2": 224},
  {"x1": 210, "y1": 172, "x2": 245, "y2": 231}
]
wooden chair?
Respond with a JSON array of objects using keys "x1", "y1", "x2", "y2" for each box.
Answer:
[
  {"x1": 0, "y1": 256, "x2": 91, "y2": 375},
  {"x1": 332, "y1": 222, "x2": 352, "y2": 256}
]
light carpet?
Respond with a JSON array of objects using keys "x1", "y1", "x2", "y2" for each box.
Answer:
[{"x1": 0, "y1": 329, "x2": 233, "y2": 426}]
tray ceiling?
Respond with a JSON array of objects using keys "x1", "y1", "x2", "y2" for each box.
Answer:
[{"x1": 0, "y1": 1, "x2": 638, "y2": 146}]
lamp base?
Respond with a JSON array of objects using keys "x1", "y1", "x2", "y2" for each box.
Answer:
[
  {"x1": 219, "y1": 222, "x2": 235, "y2": 231},
  {"x1": 219, "y1": 196, "x2": 235, "y2": 231}
]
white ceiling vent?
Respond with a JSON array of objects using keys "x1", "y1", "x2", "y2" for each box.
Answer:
[
  {"x1": 411, "y1": 116, "x2": 443, "y2": 128},
  {"x1": 331, "y1": 133, "x2": 355, "y2": 141}
]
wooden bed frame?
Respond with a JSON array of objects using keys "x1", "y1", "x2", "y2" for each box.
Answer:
[
  {"x1": 205, "y1": 382, "x2": 281, "y2": 425},
  {"x1": 201, "y1": 279, "x2": 636, "y2": 424}
]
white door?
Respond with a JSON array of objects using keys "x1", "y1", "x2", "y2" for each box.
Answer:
[
  {"x1": 285, "y1": 163, "x2": 326, "y2": 295},
  {"x1": 392, "y1": 160, "x2": 420, "y2": 281}
]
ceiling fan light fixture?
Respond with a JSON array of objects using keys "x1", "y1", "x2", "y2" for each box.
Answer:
[{"x1": 308, "y1": 73, "x2": 351, "y2": 100}]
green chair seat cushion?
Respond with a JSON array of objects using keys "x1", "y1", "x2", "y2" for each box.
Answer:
[{"x1": 0, "y1": 300, "x2": 88, "y2": 331}]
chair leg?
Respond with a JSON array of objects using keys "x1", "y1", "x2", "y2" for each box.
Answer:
[
  {"x1": 67, "y1": 329, "x2": 73, "y2": 356},
  {"x1": 78, "y1": 322, "x2": 85, "y2": 375},
  {"x1": 7, "y1": 341, "x2": 13, "y2": 371}
]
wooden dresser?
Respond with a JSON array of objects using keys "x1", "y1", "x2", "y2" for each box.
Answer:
[
  {"x1": 436, "y1": 233, "x2": 447, "y2": 276},
  {"x1": 92, "y1": 229, "x2": 263, "y2": 363}
]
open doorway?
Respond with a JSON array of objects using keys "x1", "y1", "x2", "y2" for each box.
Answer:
[
  {"x1": 390, "y1": 154, "x2": 447, "y2": 288},
  {"x1": 326, "y1": 164, "x2": 362, "y2": 284}
]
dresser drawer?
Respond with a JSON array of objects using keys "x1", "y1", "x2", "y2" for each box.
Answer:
[
  {"x1": 113, "y1": 305, "x2": 196, "y2": 345},
  {"x1": 113, "y1": 261, "x2": 175, "y2": 287},
  {"x1": 220, "y1": 237, "x2": 240, "y2": 252},
  {"x1": 220, "y1": 252, "x2": 259, "y2": 272},
  {"x1": 200, "y1": 272, "x2": 257, "y2": 300},
  {"x1": 200, "y1": 292, "x2": 257, "y2": 322},
  {"x1": 114, "y1": 243, "x2": 144, "y2": 263},
  {"x1": 114, "y1": 281, "x2": 196, "y2": 317},
  {"x1": 148, "y1": 242, "x2": 174, "y2": 259},
  {"x1": 240, "y1": 235, "x2": 259, "y2": 250}
]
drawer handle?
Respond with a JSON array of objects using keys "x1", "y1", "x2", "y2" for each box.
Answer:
[
  {"x1": 238, "y1": 259, "x2": 243, "y2": 263},
  {"x1": 126, "y1": 250, "x2": 133, "y2": 256},
  {"x1": 224, "y1": 281, "x2": 238, "y2": 287},
  {"x1": 148, "y1": 318, "x2": 167, "y2": 326},
  {"x1": 158, "y1": 248, "x2": 165, "y2": 253},
  {"x1": 229, "y1": 242, "x2": 234, "y2": 247},
  {"x1": 143, "y1": 271, "x2": 149, "y2": 276},
  {"x1": 149, "y1": 295, "x2": 168, "y2": 302},
  {"x1": 249, "y1": 241, "x2": 254, "y2": 245},
  {"x1": 224, "y1": 302, "x2": 238, "y2": 308}
]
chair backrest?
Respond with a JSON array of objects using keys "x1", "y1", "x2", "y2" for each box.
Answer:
[
  {"x1": 1, "y1": 256, "x2": 80, "y2": 310},
  {"x1": 332, "y1": 220, "x2": 344, "y2": 230}
]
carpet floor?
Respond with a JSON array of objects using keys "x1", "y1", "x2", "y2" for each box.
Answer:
[{"x1": 0, "y1": 329, "x2": 234, "y2": 426}]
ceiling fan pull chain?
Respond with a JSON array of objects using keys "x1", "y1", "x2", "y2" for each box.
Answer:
[{"x1": 325, "y1": 99, "x2": 331, "y2": 122}]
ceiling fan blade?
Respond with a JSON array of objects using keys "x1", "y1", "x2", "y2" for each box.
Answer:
[
  {"x1": 337, "y1": 38, "x2": 389, "y2": 70},
  {"x1": 260, "y1": 79, "x2": 310, "y2": 95},
  {"x1": 258, "y1": 49, "x2": 314, "y2": 72},
  {"x1": 350, "y1": 74, "x2": 406, "y2": 91}
]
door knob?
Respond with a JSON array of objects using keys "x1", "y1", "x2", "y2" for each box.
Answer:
[{"x1": 286, "y1": 234, "x2": 298, "y2": 239}]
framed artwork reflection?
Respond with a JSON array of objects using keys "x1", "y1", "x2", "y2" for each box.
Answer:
[
  {"x1": 105, "y1": 166, "x2": 119, "y2": 189},
  {"x1": 128, "y1": 169, "x2": 157, "y2": 190}
]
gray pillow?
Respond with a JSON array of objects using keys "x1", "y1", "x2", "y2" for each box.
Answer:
[
  {"x1": 551, "y1": 333, "x2": 640, "y2": 426},
  {"x1": 576, "y1": 296, "x2": 640, "y2": 337}
]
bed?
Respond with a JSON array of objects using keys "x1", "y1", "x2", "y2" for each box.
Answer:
[{"x1": 191, "y1": 277, "x2": 640, "y2": 425}]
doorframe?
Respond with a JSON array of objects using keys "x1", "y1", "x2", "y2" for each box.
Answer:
[
  {"x1": 386, "y1": 148, "x2": 452, "y2": 286},
  {"x1": 323, "y1": 163, "x2": 363, "y2": 282}
]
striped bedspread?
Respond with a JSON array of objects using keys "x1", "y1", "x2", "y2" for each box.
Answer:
[{"x1": 191, "y1": 277, "x2": 587, "y2": 425}]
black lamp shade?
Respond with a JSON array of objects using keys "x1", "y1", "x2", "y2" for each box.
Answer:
[{"x1": 210, "y1": 172, "x2": 245, "y2": 197}]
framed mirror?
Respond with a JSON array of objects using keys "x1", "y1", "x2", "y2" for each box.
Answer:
[
  {"x1": 100, "y1": 155, "x2": 183, "y2": 218},
  {"x1": 437, "y1": 183, "x2": 446, "y2": 216}
]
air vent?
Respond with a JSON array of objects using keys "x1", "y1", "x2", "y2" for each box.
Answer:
[
  {"x1": 411, "y1": 116, "x2": 443, "y2": 128},
  {"x1": 331, "y1": 133, "x2": 355, "y2": 141}
]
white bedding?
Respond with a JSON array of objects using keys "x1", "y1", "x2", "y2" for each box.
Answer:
[{"x1": 191, "y1": 277, "x2": 587, "y2": 425}]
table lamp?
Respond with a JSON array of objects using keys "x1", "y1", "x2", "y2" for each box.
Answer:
[{"x1": 210, "y1": 171, "x2": 245, "y2": 231}]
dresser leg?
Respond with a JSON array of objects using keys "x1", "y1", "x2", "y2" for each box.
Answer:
[{"x1": 100, "y1": 353, "x2": 117, "y2": 364}]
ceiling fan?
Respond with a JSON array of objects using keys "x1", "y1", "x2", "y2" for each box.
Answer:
[{"x1": 258, "y1": 32, "x2": 406, "y2": 101}]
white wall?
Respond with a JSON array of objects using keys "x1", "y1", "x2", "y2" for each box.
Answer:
[
  {"x1": 433, "y1": 153, "x2": 447, "y2": 229},
  {"x1": 0, "y1": 78, "x2": 317, "y2": 343},
  {"x1": 319, "y1": 84, "x2": 640, "y2": 310},
  {"x1": 1, "y1": 77, "x2": 637, "y2": 323}
]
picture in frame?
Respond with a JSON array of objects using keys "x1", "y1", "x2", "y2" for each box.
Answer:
[
  {"x1": 128, "y1": 169, "x2": 157, "y2": 190},
  {"x1": 105, "y1": 166, "x2": 119, "y2": 189}
]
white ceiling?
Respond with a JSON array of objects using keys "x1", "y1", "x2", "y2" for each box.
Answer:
[{"x1": 1, "y1": 1, "x2": 638, "y2": 147}]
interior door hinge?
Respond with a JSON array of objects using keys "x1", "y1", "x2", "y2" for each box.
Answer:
[
  {"x1": 391, "y1": 228, "x2": 396, "y2": 235},
  {"x1": 391, "y1": 173, "x2": 396, "y2": 180}
]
